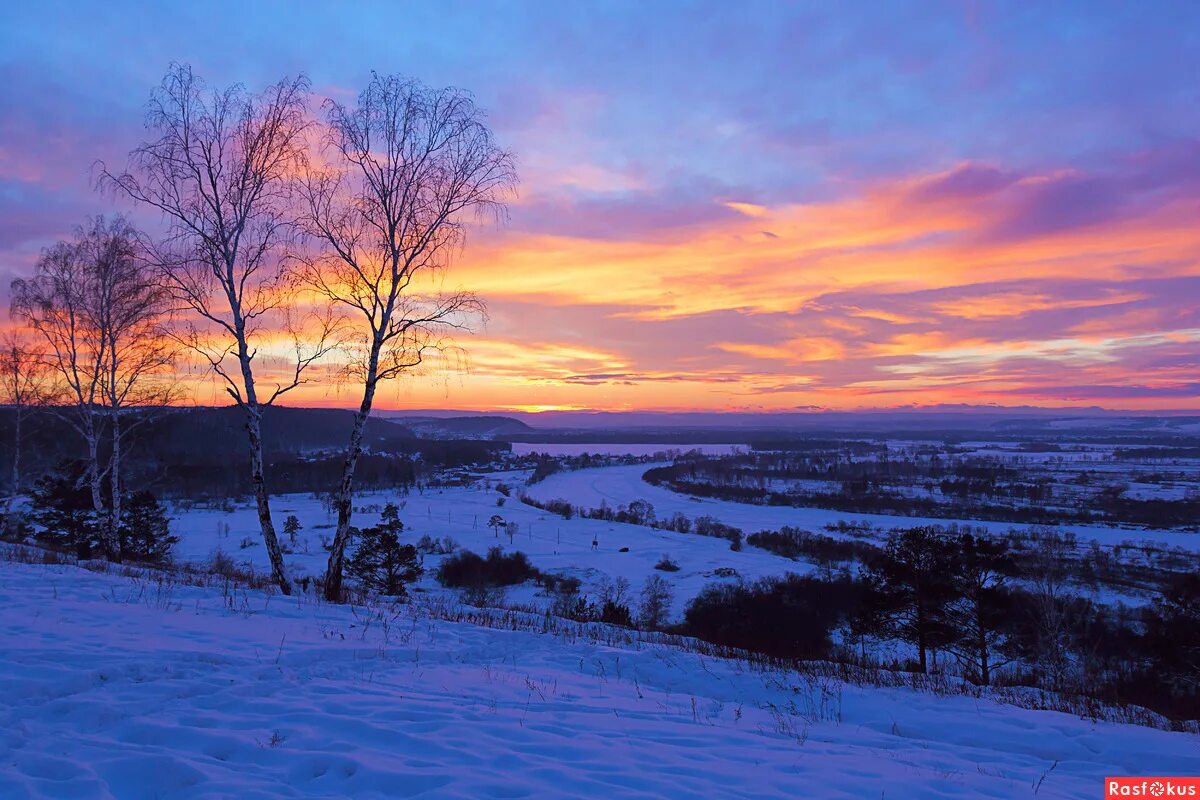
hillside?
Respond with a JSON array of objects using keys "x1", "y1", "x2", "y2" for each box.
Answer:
[
  {"x1": 0, "y1": 407, "x2": 509, "y2": 498},
  {"x1": 389, "y1": 415, "x2": 534, "y2": 439},
  {"x1": 2, "y1": 554, "x2": 1195, "y2": 799}
]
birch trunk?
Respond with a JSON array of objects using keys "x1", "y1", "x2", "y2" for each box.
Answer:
[
  {"x1": 236, "y1": 326, "x2": 290, "y2": 595},
  {"x1": 108, "y1": 410, "x2": 123, "y2": 562},
  {"x1": 244, "y1": 405, "x2": 290, "y2": 594},
  {"x1": 84, "y1": 428, "x2": 117, "y2": 560},
  {"x1": 324, "y1": 354, "x2": 380, "y2": 601}
]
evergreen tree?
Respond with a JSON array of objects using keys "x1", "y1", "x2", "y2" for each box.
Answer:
[
  {"x1": 119, "y1": 491, "x2": 178, "y2": 564},
  {"x1": 1148, "y1": 572, "x2": 1200, "y2": 689},
  {"x1": 346, "y1": 506, "x2": 422, "y2": 596},
  {"x1": 28, "y1": 461, "x2": 99, "y2": 558},
  {"x1": 943, "y1": 534, "x2": 1013, "y2": 685},
  {"x1": 283, "y1": 514, "x2": 302, "y2": 545},
  {"x1": 861, "y1": 526, "x2": 957, "y2": 673}
]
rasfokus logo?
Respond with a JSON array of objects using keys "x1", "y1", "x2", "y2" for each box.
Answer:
[{"x1": 1106, "y1": 777, "x2": 1200, "y2": 798}]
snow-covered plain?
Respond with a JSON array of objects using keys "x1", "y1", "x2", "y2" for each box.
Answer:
[
  {"x1": 159, "y1": 457, "x2": 1200, "y2": 626},
  {"x1": 510, "y1": 443, "x2": 746, "y2": 457},
  {"x1": 170, "y1": 481, "x2": 793, "y2": 621},
  {"x1": 528, "y1": 463, "x2": 1200, "y2": 552},
  {"x1": 3, "y1": 557, "x2": 1197, "y2": 799}
]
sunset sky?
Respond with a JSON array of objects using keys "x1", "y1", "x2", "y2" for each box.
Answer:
[{"x1": 2, "y1": 2, "x2": 1199, "y2": 413}]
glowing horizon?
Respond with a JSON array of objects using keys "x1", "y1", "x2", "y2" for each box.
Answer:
[{"x1": 3, "y1": 3, "x2": 1199, "y2": 413}]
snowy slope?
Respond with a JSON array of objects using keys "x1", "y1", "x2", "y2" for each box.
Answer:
[
  {"x1": 168, "y1": 486, "x2": 797, "y2": 620},
  {"x1": 2, "y1": 558, "x2": 1197, "y2": 799}
]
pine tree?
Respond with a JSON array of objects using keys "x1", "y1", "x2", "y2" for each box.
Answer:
[
  {"x1": 346, "y1": 505, "x2": 422, "y2": 596},
  {"x1": 283, "y1": 515, "x2": 302, "y2": 545},
  {"x1": 944, "y1": 534, "x2": 1013, "y2": 685},
  {"x1": 120, "y1": 491, "x2": 178, "y2": 564},
  {"x1": 28, "y1": 461, "x2": 99, "y2": 558},
  {"x1": 861, "y1": 526, "x2": 958, "y2": 673}
]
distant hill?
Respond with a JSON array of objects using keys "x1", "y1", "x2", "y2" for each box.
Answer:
[
  {"x1": 0, "y1": 406, "x2": 506, "y2": 497},
  {"x1": 387, "y1": 415, "x2": 533, "y2": 439}
]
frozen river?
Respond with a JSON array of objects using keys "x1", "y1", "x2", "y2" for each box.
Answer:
[{"x1": 527, "y1": 462, "x2": 1200, "y2": 552}]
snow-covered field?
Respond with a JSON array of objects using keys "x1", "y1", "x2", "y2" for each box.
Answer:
[
  {"x1": 156, "y1": 457, "x2": 1200, "y2": 627},
  {"x1": 170, "y1": 481, "x2": 793, "y2": 621},
  {"x1": 528, "y1": 463, "x2": 1200, "y2": 552},
  {"x1": 510, "y1": 443, "x2": 746, "y2": 457},
  {"x1": 3, "y1": 557, "x2": 1196, "y2": 799}
]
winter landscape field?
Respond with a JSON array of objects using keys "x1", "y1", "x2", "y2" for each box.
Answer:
[
  {"x1": 4, "y1": 2, "x2": 1200, "y2": 798},
  {"x1": 4, "y1": 428, "x2": 1200, "y2": 798}
]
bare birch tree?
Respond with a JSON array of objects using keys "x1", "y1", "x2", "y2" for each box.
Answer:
[
  {"x1": 0, "y1": 332, "x2": 50, "y2": 535},
  {"x1": 12, "y1": 233, "x2": 108, "y2": 554},
  {"x1": 99, "y1": 64, "x2": 320, "y2": 593},
  {"x1": 299, "y1": 74, "x2": 515, "y2": 600},
  {"x1": 10, "y1": 216, "x2": 172, "y2": 559},
  {"x1": 86, "y1": 217, "x2": 177, "y2": 554}
]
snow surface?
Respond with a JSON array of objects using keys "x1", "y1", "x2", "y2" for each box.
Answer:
[
  {"x1": 158, "y1": 458, "x2": 1199, "y2": 627},
  {"x1": 510, "y1": 443, "x2": 746, "y2": 457},
  {"x1": 3, "y1": 558, "x2": 1196, "y2": 799},
  {"x1": 169, "y1": 484, "x2": 794, "y2": 623}
]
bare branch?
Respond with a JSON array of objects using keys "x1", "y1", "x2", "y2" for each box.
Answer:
[
  {"x1": 296, "y1": 73, "x2": 515, "y2": 600},
  {"x1": 96, "y1": 64, "x2": 312, "y2": 594}
]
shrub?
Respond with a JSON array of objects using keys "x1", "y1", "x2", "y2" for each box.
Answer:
[
  {"x1": 416, "y1": 534, "x2": 458, "y2": 555},
  {"x1": 208, "y1": 547, "x2": 238, "y2": 577},
  {"x1": 655, "y1": 554, "x2": 681, "y2": 572},
  {"x1": 598, "y1": 600, "x2": 633, "y2": 627},
  {"x1": 538, "y1": 498, "x2": 574, "y2": 518},
  {"x1": 683, "y1": 574, "x2": 862, "y2": 660},
  {"x1": 620, "y1": 499, "x2": 656, "y2": 526},
  {"x1": 747, "y1": 526, "x2": 879, "y2": 565},
  {"x1": 540, "y1": 573, "x2": 581, "y2": 595},
  {"x1": 436, "y1": 547, "x2": 540, "y2": 589},
  {"x1": 662, "y1": 512, "x2": 691, "y2": 533},
  {"x1": 529, "y1": 460, "x2": 561, "y2": 484},
  {"x1": 694, "y1": 515, "x2": 744, "y2": 547},
  {"x1": 552, "y1": 592, "x2": 592, "y2": 621},
  {"x1": 0, "y1": 511, "x2": 32, "y2": 544}
]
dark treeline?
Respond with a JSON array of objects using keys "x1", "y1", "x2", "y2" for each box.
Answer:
[
  {"x1": 501, "y1": 431, "x2": 751, "y2": 444},
  {"x1": 643, "y1": 455, "x2": 1200, "y2": 529},
  {"x1": 0, "y1": 405, "x2": 508, "y2": 501},
  {"x1": 748, "y1": 439, "x2": 886, "y2": 455},
  {"x1": 680, "y1": 526, "x2": 1200, "y2": 724},
  {"x1": 517, "y1": 481, "x2": 1200, "y2": 722},
  {"x1": 1114, "y1": 446, "x2": 1200, "y2": 460},
  {"x1": 520, "y1": 492, "x2": 746, "y2": 549}
]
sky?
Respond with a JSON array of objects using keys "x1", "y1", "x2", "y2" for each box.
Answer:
[{"x1": 2, "y1": 1, "x2": 1199, "y2": 413}]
